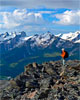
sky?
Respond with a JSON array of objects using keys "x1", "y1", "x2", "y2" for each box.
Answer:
[{"x1": 0, "y1": 0, "x2": 80, "y2": 35}]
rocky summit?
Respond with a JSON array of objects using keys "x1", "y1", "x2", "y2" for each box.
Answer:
[{"x1": 0, "y1": 60, "x2": 80, "y2": 100}]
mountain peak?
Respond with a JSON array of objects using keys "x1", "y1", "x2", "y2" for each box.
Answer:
[
  {"x1": 75, "y1": 31, "x2": 80, "y2": 34},
  {"x1": 46, "y1": 31, "x2": 53, "y2": 35},
  {"x1": 56, "y1": 31, "x2": 80, "y2": 43},
  {"x1": 55, "y1": 33, "x2": 63, "y2": 37},
  {"x1": 5, "y1": 32, "x2": 9, "y2": 36},
  {"x1": 3, "y1": 32, "x2": 9, "y2": 38},
  {"x1": 42, "y1": 31, "x2": 54, "y2": 38},
  {"x1": 0, "y1": 60, "x2": 80, "y2": 100},
  {"x1": 20, "y1": 31, "x2": 26, "y2": 37}
]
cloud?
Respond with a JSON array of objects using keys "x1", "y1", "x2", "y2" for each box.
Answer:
[
  {"x1": 53, "y1": 10, "x2": 80, "y2": 25},
  {"x1": 0, "y1": 12, "x2": 20, "y2": 29},
  {"x1": 0, "y1": 9, "x2": 45, "y2": 29},
  {"x1": 0, "y1": 8, "x2": 80, "y2": 34},
  {"x1": 38, "y1": 11, "x2": 55, "y2": 14},
  {"x1": 0, "y1": 0, "x2": 80, "y2": 9}
]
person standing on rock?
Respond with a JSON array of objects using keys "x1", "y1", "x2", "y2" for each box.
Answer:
[
  {"x1": 61, "y1": 48, "x2": 69, "y2": 66},
  {"x1": 60, "y1": 48, "x2": 69, "y2": 76}
]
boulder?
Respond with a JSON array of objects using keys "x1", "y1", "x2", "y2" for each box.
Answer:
[
  {"x1": 0, "y1": 60, "x2": 80, "y2": 100},
  {"x1": 32, "y1": 62, "x2": 38, "y2": 68}
]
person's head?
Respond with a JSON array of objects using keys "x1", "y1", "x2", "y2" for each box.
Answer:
[{"x1": 62, "y1": 48, "x2": 64, "y2": 51}]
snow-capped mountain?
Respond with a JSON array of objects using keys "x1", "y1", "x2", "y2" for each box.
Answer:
[
  {"x1": 0, "y1": 32, "x2": 56, "y2": 53},
  {"x1": 1, "y1": 31, "x2": 80, "y2": 45},
  {"x1": 0, "y1": 31, "x2": 27, "y2": 51},
  {"x1": 0, "y1": 31, "x2": 26, "y2": 42},
  {"x1": 29, "y1": 33, "x2": 55, "y2": 48},
  {"x1": 0, "y1": 31, "x2": 80, "y2": 80},
  {"x1": 0, "y1": 31, "x2": 80, "y2": 54},
  {"x1": 55, "y1": 31, "x2": 80, "y2": 43},
  {"x1": 0, "y1": 31, "x2": 79, "y2": 78}
]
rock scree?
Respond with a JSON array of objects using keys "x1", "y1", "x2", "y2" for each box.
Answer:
[{"x1": 0, "y1": 60, "x2": 80, "y2": 100}]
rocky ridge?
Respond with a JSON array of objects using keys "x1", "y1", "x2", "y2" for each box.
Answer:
[{"x1": 0, "y1": 60, "x2": 80, "y2": 100}]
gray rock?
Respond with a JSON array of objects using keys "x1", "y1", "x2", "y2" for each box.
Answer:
[{"x1": 0, "y1": 60, "x2": 80, "y2": 100}]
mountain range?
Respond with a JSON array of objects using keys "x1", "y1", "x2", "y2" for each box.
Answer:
[
  {"x1": 0, "y1": 31, "x2": 80, "y2": 78},
  {"x1": 55, "y1": 31, "x2": 80, "y2": 43}
]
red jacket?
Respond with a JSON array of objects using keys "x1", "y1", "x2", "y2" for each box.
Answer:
[{"x1": 61, "y1": 50, "x2": 66, "y2": 59}]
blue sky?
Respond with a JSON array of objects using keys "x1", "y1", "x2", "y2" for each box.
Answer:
[{"x1": 0, "y1": 0, "x2": 80, "y2": 35}]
